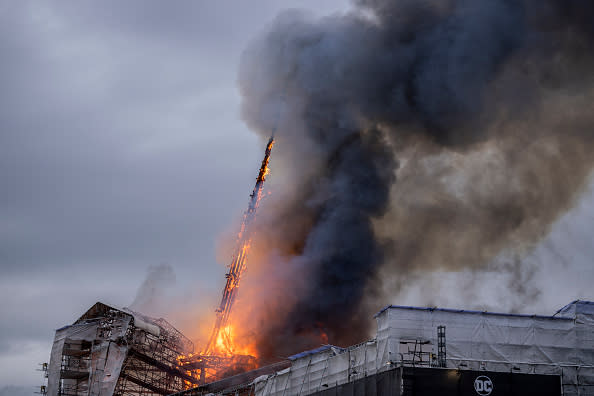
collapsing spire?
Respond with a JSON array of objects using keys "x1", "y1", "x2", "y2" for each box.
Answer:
[{"x1": 205, "y1": 137, "x2": 275, "y2": 355}]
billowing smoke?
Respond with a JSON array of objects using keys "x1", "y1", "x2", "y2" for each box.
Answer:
[
  {"x1": 236, "y1": 0, "x2": 594, "y2": 360},
  {"x1": 129, "y1": 263, "x2": 176, "y2": 316}
]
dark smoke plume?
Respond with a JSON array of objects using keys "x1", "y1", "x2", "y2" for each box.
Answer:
[{"x1": 236, "y1": 0, "x2": 594, "y2": 360}]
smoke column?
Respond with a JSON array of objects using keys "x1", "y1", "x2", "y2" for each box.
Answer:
[
  {"x1": 130, "y1": 264, "x2": 176, "y2": 317},
  {"x1": 236, "y1": 0, "x2": 594, "y2": 360}
]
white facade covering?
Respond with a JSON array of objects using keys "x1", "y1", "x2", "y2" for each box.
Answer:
[
  {"x1": 254, "y1": 300, "x2": 594, "y2": 396},
  {"x1": 46, "y1": 302, "x2": 196, "y2": 396},
  {"x1": 254, "y1": 342, "x2": 386, "y2": 396},
  {"x1": 47, "y1": 309, "x2": 132, "y2": 396}
]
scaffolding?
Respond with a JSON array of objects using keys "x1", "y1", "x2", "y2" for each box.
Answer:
[
  {"x1": 436, "y1": 325, "x2": 446, "y2": 368},
  {"x1": 47, "y1": 302, "x2": 201, "y2": 396},
  {"x1": 177, "y1": 353, "x2": 258, "y2": 386},
  {"x1": 36, "y1": 362, "x2": 49, "y2": 395}
]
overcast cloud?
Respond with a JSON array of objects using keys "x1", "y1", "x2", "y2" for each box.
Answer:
[
  {"x1": 0, "y1": 1, "x2": 349, "y2": 389},
  {"x1": 1, "y1": 1, "x2": 593, "y2": 391}
]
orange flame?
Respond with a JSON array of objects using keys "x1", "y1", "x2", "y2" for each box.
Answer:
[
  {"x1": 177, "y1": 138, "x2": 274, "y2": 384},
  {"x1": 213, "y1": 325, "x2": 258, "y2": 357}
]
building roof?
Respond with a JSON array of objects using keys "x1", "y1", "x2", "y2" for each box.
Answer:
[
  {"x1": 374, "y1": 300, "x2": 592, "y2": 321},
  {"x1": 288, "y1": 345, "x2": 340, "y2": 361},
  {"x1": 553, "y1": 299, "x2": 594, "y2": 317}
]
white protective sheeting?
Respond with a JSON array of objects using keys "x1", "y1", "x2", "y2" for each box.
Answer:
[
  {"x1": 255, "y1": 341, "x2": 386, "y2": 396},
  {"x1": 122, "y1": 307, "x2": 162, "y2": 337},
  {"x1": 254, "y1": 301, "x2": 594, "y2": 396},
  {"x1": 375, "y1": 301, "x2": 594, "y2": 394},
  {"x1": 46, "y1": 316, "x2": 132, "y2": 396},
  {"x1": 47, "y1": 323, "x2": 99, "y2": 396},
  {"x1": 376, "y1": 307, "x2": 578, "y2": 366},
  {"x1": 86, "y1": 318, "x2": 130, "y2": 396}
]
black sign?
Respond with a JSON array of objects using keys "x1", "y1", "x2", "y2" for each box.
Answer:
[{"x1": 402, "y1": 367, "x2": 561, "y2": 396}]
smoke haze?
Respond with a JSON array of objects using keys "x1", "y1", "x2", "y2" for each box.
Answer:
[
  {"x1": 236, "y1": 0, "x2": 594, "y2": 359},
  {"x1": 130, "y1": 264, "x2": 176, "y2": 316}
]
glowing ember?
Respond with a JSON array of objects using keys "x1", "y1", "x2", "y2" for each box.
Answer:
[
  {"x1": 204, "y1": 137, "x2": 274, "y2": 357},
  {"x1": 177, "y1": 138, "x2": 274, "y2": 384}
]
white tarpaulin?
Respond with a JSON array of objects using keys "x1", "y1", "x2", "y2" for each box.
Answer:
[
  {"x1": 46, "y1": 301, "x2": 192, "y2": 396},
  {"x1": 255, "y1": 300, "x2": 594, "y2": 396},
  {"x1": 46, "y1": 316, "x2": 131, "y2": 396}
]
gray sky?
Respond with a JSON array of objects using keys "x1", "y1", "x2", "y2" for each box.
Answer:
[
  {"x1": 0, "y1": 1, "x2": 350, "y2": 390},
  {"x1": 1, "y1": 1, "x2": 593, "y2": 392}
]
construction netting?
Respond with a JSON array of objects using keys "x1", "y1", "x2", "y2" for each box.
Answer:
[
  {"x1": 254, "y1": 340, "x2": 389, "y2": 396},
  {"x1": 254, "y1": 300, "x2": 594, "y2": 396},
  {"x1": 47, "y1": 316, "x2": 131, "y2": 396},
  {"x1": 46, "y1": 301, "x2": 196, "y2": 396},
  {"x1": 374, "y1": 300, "x2": 594, "y2": 395}
]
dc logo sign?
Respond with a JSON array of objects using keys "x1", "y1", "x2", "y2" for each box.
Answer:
[{"x1": 474, "y1": 376, "x2": 493, "y2": 395}]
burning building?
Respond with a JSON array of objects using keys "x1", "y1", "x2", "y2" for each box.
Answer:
[
  {"x1": 171, "y1": 300, "x2": 594, "y2": 396},
  {"x1": 43, "y1": 132, "x2": 594, "y2": 396},
  {"x1": 44, "y1": 134, "x2": 594, "y2": 396},
  {"x1": 46, "y1": 299, "x2": 594, "y2": 396},
  {"x1": 44, "y1": 1, "x2": 594, "y2": 393},
  {"x1": 45, "y1": 139, "x2": 276, "y2": 395}
]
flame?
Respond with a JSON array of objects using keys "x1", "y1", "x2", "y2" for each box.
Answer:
[
  {"x1": 213, "y1": 325, "x2": 258, "y2": 357},
  {"x1": 176, "y1": 138, "x2": 274, "y2": 384},
  {"x1": 202, "y1": 138, "x2": 274, "y2": 356}
]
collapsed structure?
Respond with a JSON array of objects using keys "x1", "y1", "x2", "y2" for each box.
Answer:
[
  {"x1": 46, "y1": 302, "x2": 199, "y2": 395},
  {"x1": 172, "y1": 300, "x2": 594, "y2": 396}
]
